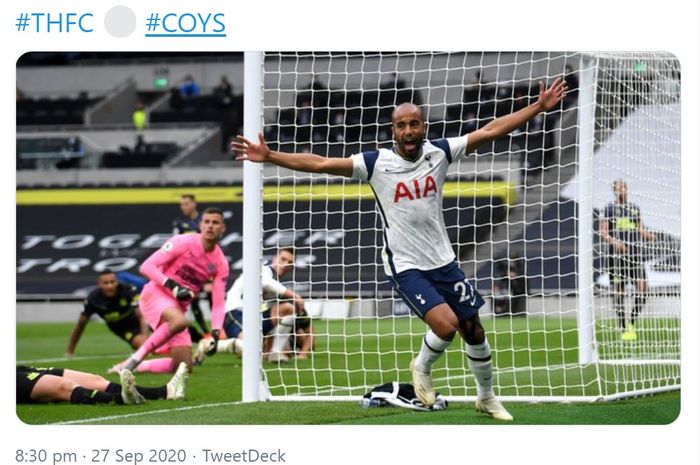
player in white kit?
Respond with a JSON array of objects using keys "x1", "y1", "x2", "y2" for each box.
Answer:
[{"x1": 232, "y1": 78, "x2": 567, "y2": 420}]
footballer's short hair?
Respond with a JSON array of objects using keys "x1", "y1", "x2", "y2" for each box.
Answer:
[
  {"x1": 277, "y1": 246, "x2": 295, "y2": 257},
  {"x1": 202, "y1": 206, "x2": 224, "y2": 218}
]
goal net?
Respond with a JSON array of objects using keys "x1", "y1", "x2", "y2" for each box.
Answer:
[{"x1": 244, "y1": 51, "x2": 680, "y2": 402}]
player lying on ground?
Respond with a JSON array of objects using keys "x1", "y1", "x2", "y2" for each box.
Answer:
[
  {"x1": 16, "y1": 362, "x2": 188, "y2": 404},
  {"x1": 110, "y1": 208, "x2": 230, "y2": 375},
  {"x1": 194, "y1": 247, "x2": 310, "y2": 364},
  {"x1": 233, "y1": 78, "x2": 567, "y2": 420},
  {"x1": 65, "y1": 269, "x2": 149, "y2": 357}
]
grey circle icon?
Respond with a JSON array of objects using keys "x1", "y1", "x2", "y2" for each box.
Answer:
[{"x1": 104, "y1": 6, "x2": 136, "y2": 38}]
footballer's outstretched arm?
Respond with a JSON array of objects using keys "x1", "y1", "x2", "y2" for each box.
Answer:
[
  {"x1": 232, "y1": 133, "x2": 354, "y2": 177},
  {"x1": 466, "y1": 78, "x2": 567, "y2": 153},
  {"x1": 65, "y1": 313, "x2": 90, "y2": 356}
]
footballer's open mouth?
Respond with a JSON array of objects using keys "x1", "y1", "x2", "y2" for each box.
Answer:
[{"x1": 403, "y1": 140, "x2": 418, "y2": 152}]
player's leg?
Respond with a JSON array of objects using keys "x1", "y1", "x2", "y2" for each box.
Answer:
[
  {"x1": 165, "y1": 361, "x2": 189, "y2": 400},
  {"x1": 613, "y1": 282, "x2": 626, "y2": 329},
  {"x1": 268, "y1": 303, "x2": 295, "y2": 362},
  {"x1": 435, "y1": 263, "x2": 512, "y2": 420},
  {"x1": 457, "y1": 315, "x2": 513, "y2": 421},
  {"x1": 62, "y1": 368, "x2": 144, "y2": 405},
  {"x1": 631, "y1": 279, "x2": 648, "y2": 325},
  {"x1": 294, "y1": 319, "x2": 315, "y2": 359},
  {"x1": 194, "y1": 310, "x2": 244, "y2": 365},
  {"x1": 610, "y1": 254, "x2": 627, "y2": 330},
  {"x1": 137, "y1": 324, "x2": 193, "y2": 373},
  {"x1": 410, "y1": 304, "x2": 457, "y2": 404},
  {"x1": 61, "y1": 369, "x2": 110, "y2": 391},
  {"x1": 391, "y1": 270, "x2": 457, "y2": 405},
  {"x1": 134, "y1": 358, "x2": 177, "y2": 373},
  {"x1": 119, "y1": 361, "x2": 188, "y2": 401},
  {"x1": 620, "y1": 255, "x2": 641, "y2": 341},
  {"x1": 68, "y1": 368, "x2": 163, "y2": 403},
  {"x1": 29, "y1": 371, "x2": 143, "y2": 405},
  {"x1": 189, "y1": 297, "x2": 209, "y2": 337},
  {"x1": 17, "y1": 368, "x2": 77, "y2": 404},
  {"x1": 168, "y1": 345, "x2": 193, "y2": 371},
  {"x1": 112, "y1": 321, "x2": 148, "y2": 351},
  {"x1": 30, "y1": 374, "x2": 80, "y2": 403},
  {"x1": 130, "y1": 333, "x2": 148, "y2": 350},
  {"x1": 123, "y1": 307, "x2": 188, "y2": 371},
  {"x1": 629, "y1": 256, "x2": 649, "y2": 335}
]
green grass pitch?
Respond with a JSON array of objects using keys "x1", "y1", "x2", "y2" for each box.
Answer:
[{"x1": 16, "y1": 319, "x2": 680, "y2": 425}]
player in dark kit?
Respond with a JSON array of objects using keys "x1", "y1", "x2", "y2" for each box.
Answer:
[
  {"x1": 65, "y1": 270, "x2": 148, "y2": 357},
  {"x1": 600, "y1": 179, "x2": 657, "y2": 341},
  {"x1": 16, "y1": 363, "x2": 188, "y2": 404},
  {"x1": 173, "y1": 193, "x2": 202, "y2": 235}
]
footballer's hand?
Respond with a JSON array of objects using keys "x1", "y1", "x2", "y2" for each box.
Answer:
[
  {"x1": 206, "y1": 329, "x2": 221, "y2": 356},
  {"x1": 164, "y1": 279, "x2": 195, "y2": 301},
  {"x1": 537, "y1": 77, "x2": 568, "y2": 112},
  {"x1": 231, "y1": 133, "x2": 270, "y2": 163}
]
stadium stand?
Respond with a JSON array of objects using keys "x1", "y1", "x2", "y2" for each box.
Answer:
[
  {"x1": 16, "y1": 52, "x2": 243, "y2": 176},
  {"x1": 17, "y1": 92, "x2": 101, "y2": 126}
]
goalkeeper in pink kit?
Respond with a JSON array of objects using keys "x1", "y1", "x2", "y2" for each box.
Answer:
[{"x1": 114, "y1": 207, "x2": 230, "y2": 374}]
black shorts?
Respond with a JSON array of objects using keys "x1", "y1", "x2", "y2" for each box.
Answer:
[
  {"x1": 108, "y1": 320, "x2": 142, "y2": 344},
  {"x1": 608, "y1": 254, "x2": 647, "y2": 285},
  {"x1": 16, "y1": 366, "x2": 64, "y2": 404}
]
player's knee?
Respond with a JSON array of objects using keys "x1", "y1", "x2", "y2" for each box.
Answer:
[
  {"x1": 278, "y1": 303, "x2": 294, "y2": 317},
  {"x1": 169, "y1": 316, "x2": 188, "y2": 333},
  {"x1": 172, "y1": 351, "x2": 193, "y2": 372},
  {"x1": 466, "y1": 326, "x2": 486, "y2": 345},
  {"x1": 58, "y1": 378, "x2": 79, "y2": 396},
  {"x1": 460, "y1": 318, "x2": 486, "y2": 345},
  {"x1": 431, "y1": 321, "x2": 457, "y2": 340}
]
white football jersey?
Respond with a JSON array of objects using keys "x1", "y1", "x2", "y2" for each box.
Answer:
[
  {"x1": 351, "y1": 136, "x2": 470, "y2": 275},
  {"x1": 225, "y1": 264, "x2": 288, "y2": 312}
]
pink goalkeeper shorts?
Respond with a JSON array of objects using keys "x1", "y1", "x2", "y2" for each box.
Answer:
[{"x1": 140, "y1": 282, "x2": 191, "y2": 352}]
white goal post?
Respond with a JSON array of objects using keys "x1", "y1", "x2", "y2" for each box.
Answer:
[{"x1": 241, "y1": 52, "x2": 680, "y2": 403}]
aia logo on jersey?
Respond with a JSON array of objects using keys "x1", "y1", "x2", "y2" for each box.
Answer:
[{"x1": 394, "y1": 175, "x2": 437, "y2": 203}]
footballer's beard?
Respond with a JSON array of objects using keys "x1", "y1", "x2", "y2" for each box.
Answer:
[{"x1": 396, "y1": 137, "x2": 423, "y2": 160}]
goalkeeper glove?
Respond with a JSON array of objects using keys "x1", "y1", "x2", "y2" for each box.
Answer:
[
  {"x1": 206, "y1": 329, "x2": 220, "y2": 356},
  {"x1": 164, "y1": 278, "x2": 195, "y2": 301}
]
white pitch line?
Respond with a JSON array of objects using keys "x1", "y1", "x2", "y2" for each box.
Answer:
[
  {"x1": 53, "y1": 401, "x2": 243, "y2": 425},
  {"x1": 17, "y1": 354, "x2": 124, "y2": 365}
]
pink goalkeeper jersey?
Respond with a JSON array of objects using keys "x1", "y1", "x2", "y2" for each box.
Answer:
[{"x1": 139, "y1": 233, "x2": 229, "y2": 329}]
